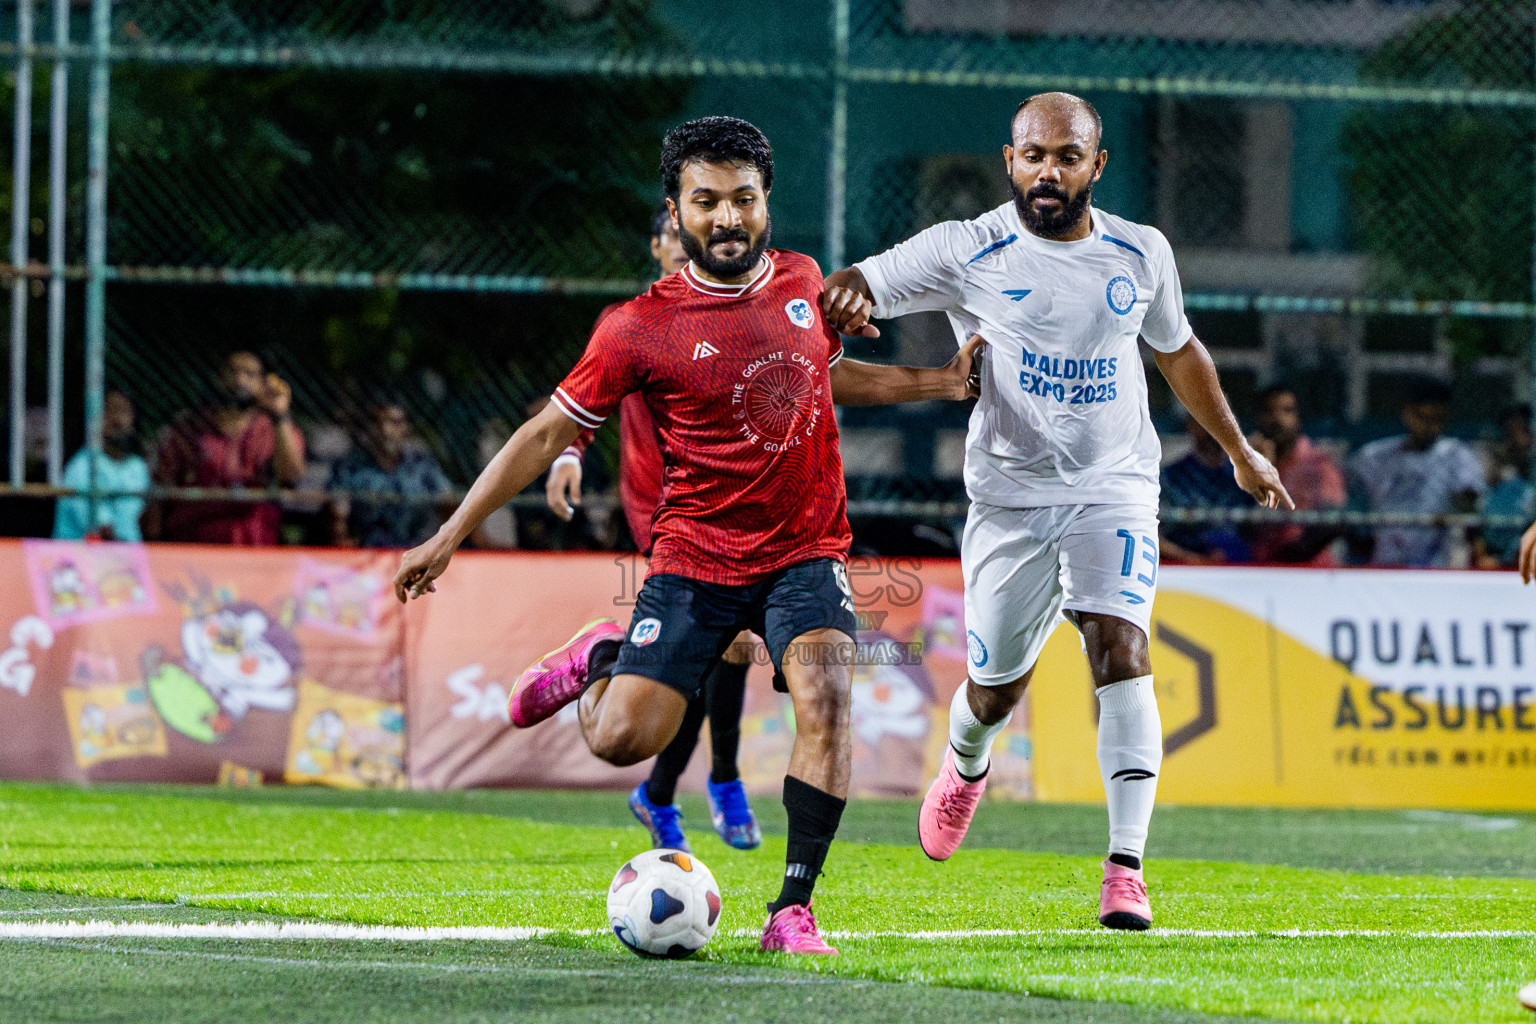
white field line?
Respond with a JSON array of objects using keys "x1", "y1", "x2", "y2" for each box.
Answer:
[
  {"x1": 1, "y1": 921, "x2": 1534, "y2": 942},
  {"x1": 175, "y1": 890, "x2": 1525, "y2": 902}
]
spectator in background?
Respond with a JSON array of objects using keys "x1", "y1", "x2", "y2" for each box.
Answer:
[
  {"x1": 329, "y1": 398, "x2": 453, "y2": 548},
  {"x1": 1477, "y1": 404, "x2": 1534, "y2": 568},
  {"x1": 1249, "y1": 384, "x2": 1347, "y2": 564},
  {"x1": 1348, "y1": 378, "x2": 1484, "y2": 567},
  {"x1": 148, "y1": 350, "x2": 306, "y2": 545},
  {"x1": 1160, "y1": 409, "x2": 1253, "y2": 564},
  {"x1": 53, "y1": 390, "x2": 150, "y2": 542}
]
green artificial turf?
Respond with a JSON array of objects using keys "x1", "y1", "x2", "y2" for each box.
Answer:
[{"x1": 0, "y1": 782, "x2": 1533, "y2": 1024}]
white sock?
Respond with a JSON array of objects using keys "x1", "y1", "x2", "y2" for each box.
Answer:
[
  {"x1": 948, "y1": 684, "x2": 1012, "y2": 780},
  {"x1": 1095, "y1": 675, "x2": 1161, "y2": 863}
]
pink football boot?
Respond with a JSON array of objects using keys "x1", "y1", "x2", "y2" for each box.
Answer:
[
  {"x1": 760, "y1": 903, "x2": 837, "y2": 955},
  {"x1": 917, "y1": 747, "x2": 987, "y2": 861},
  {"x1": 508, "y1": 618, "x2": 623, "y2": 728},
  {"x1": 1099, "y1": 858, "x2": 1153, "y2": 930}
]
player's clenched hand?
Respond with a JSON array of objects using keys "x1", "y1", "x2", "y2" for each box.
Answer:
[
  {"x1": 1232, "y1": 447, "x2": 1294, "y2": 511},
  {"x1": 820, "y1": 285, "x2": 880, "y2": 338},
  {"x1": 1518, "y1": 522, "x2": 1536, "y2": 584},
  {"x1": 393, "y1": 537, "x2": 454, "y2": 603},
  {"x1": 945, "y1": 334, "x2": 987, "y2": 400},
  {"x1": 546, "y1": 460, "x2": 583, "y2": 521}
]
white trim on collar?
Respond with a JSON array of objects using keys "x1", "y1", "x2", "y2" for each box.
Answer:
[{"x1": 681, "y1": 254, "x2": 775, "y2": 297}]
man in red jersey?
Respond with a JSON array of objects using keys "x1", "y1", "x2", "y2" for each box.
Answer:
[
  {"x1": 394, "y1": 117, "x2": 981, "y2": 955},
  {"x1": 548, "y1": 207, "x2": 764, "y2": 855}
]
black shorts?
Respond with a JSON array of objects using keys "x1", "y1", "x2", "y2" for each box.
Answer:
[{"x1": 613, "y1": 557, "x2": 858, "y2": 700}]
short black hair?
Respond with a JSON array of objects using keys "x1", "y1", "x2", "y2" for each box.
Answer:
[
  {"x1": 650, "y1": 205, "x2": 673, "y2": 240},
  {"x1": 1012, "y1": 93, "x2": 1103, "y2": 150},
  {"x1": 1405, "y1": 377, "x2": 1453, "y2": 407},
  {"x1": 1259, "y1": 383, "x2": 1295, "y2": 406},
  {"x1": 660, "y1": 116, "x2": 774, "y2": 201}
]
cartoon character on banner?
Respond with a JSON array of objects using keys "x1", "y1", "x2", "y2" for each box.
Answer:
[
  {"x1": 48, "y1": 561, "x2": 87, "y2": 617},
  {"x1": 292, "y1": 559, "x2": 383, "y2": 639},
  {"x1": 145, "y1": 577, "x2": 302, "y2": 743},
  {"x1": 848, "y1": 631, "x2": 936, "y2": 796}
]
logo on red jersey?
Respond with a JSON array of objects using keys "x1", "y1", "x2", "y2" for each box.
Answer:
[
  {"x1": 692, "y1": 341, "x2": 719, "y2": 360},
  {"x1": 785, "y1": 298, "x2": 815, "y2": 329}
]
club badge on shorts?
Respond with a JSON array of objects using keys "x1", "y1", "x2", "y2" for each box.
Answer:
[
  {"x1": 966, "y1": 629, "x2": 988, "y2": 667},
  {"x1": 631, "y1": 618, "x2": 662, "y2": 646}
]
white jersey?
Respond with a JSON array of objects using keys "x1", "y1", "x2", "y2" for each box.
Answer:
[{"x1": 857, "y1": 203, "x2": 1191, "y2": 509}]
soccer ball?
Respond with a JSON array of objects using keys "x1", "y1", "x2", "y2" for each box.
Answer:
[{"x1": 606, "y1": 848, "x2": 722, "y2": 958}]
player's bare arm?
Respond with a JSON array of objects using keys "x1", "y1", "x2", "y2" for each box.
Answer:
[
  {"x1": 829, "y1": 335, "x2": 985, "y2": 405},
  {"x1": 1518, "y1": 521, "x2": 1536, "y2": 584},
  {"x1": 1153, "y1": 337, "x2": 1293, "y2": 510},
  {"x1": 394, "y1": 402, "x2": 580, "y2": 601},
  {"x1": 546, "y1": 455, "x2": 583, "y2": 521}
]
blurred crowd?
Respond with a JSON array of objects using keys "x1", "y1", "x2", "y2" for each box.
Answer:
[
  {"x1": 18, "y1": 351, "x2": 1536, "y2": 570},
  {"x1": 1160, "y1": 378, "x2": 1531, "y2": 569}
]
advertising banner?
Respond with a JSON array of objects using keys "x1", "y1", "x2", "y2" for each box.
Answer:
[
  {"x1": 6, "y1": 541, "x2": 1524, "y2": 811},
  {"x1": 0, "y1": 542, "x2": 1016, "y2": 800},
  {"x1": 1030, "y1": 567, "x2": 1536, "y2": 811},
  {"x1": 0, "y1": 541, "x2": 403, "y2": 787}
]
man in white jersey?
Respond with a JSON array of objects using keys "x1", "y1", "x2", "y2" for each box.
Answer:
[{"x1": 821, "y1": 92, "x2": 1292, "y2": 929}]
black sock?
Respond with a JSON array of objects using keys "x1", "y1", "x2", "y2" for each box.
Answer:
[
  {"x1": 706, "y1": 659, "x2": 749, "y2": 784},
  {"x1": 645, "y1": 694, "x2": 706, "y2": 807},
  {"x1": 768, "y1": 776, "x2": 845, "y2": 915},
  {"x1": 584, "y1": 638, "x2": 621, "y2": 694},
  {"x1": 1108, "y1": 852, "x2": 1142, "y2": 871}
]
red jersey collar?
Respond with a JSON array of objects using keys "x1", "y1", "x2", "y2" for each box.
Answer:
[{"x1": 681, "y1": 254, "x2": 775, "y2": 297}]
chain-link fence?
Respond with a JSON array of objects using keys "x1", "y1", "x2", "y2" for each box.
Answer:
[{"x1": 1, "y1": 0, "x2": 1535, "y2": 561}]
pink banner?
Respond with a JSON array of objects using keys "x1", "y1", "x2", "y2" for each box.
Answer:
[{"x1": 0, "y1": 541, "x2": 1025, "y2": 800}]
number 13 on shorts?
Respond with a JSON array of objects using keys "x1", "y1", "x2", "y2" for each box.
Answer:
[{"x1": 1115, "y1": 528, "x2": 1157, "y2": 606}]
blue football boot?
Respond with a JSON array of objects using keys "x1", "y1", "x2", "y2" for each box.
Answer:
[
  {"x1": 706, "y1": 777, "x2": 762, "y2": 850},
  {"x1": 628, "y1": 783, "x2": 690, "y2": 852}
]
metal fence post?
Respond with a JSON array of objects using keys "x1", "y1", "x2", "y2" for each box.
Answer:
[
  {"x1": 824, "y1": 0, "x2": 848, "y2": 272},
  {"x1": 83, "y1": 0, "x2": 108, "y2": 520},
  {"x1": 45, "y1": 0, "x2": 66, "y2": 486},
  {"x1": 8, "y1": 0, "x2": 32, "y2": 488}
]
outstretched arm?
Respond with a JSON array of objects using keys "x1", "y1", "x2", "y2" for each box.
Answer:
[
  {"x1": 1153, "y1": 337, "x2": 1293, "y2": 510},
  {"x1": 394, "y1": 402, "x2": 580, "y2": 601},
  {"x1": 822, "y1": 266, "x2": 982, "y2": 405},
  {"x1": 830, "y1": 336, "x2": 984, "y2": 406}
]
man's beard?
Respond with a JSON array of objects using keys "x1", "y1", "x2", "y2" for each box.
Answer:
[
  {"x1": 678, "y1": 216, "x2": 771, "y2": 279},
  {"x1": 215, "y1": 379, "x2": 260, "y2": 410},
  {"x1": 1011, "y1": 177, "x2": 1093, "y2": 239}
]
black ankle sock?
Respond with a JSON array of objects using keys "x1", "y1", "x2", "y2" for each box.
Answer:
[
  {"x1": 767, "y1": 776, "x2": 845, "y2": 915},
  {"x1": 706, "y1": 660, "x2": 749, "y2": 783},
  {"x1": 585, "y1": 638, "x2": 621, "y2": 694},
  {"x1": 645, "y1": 694, "x2": 706, "y2": 807},
  {"x1": 1108, "y1": 852, "x2": 1142, "y2": 871},
  {"x1": 951, "y1": 746, "x2": 989, "y2": 784}
]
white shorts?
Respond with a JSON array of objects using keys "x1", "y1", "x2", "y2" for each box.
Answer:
[{"x1": 961, "y1": 502, "x2": 1159, "y2": 686}]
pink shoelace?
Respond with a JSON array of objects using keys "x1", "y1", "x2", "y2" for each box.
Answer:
[
  {"x1": 776, "y1": 904, "x2": 821, "y2": 938},
  {"x1": 935, "y1": 776, "x2": 983, "y2": 829},
  {"x1": 1103, "y1": 875, "x2": 1148, "y2": 903}
]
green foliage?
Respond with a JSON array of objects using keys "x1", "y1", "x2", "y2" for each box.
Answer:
[{"x1": 1343, "y1": 2, "x2": 1536, "y2": 307}]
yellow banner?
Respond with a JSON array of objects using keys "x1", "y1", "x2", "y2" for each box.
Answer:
[{"x1": 1030, "y1": 590, "x2": 1536, "y2": 811}]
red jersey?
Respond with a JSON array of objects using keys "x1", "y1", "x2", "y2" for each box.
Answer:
[
  {"x1": 551, "y1": 251, "x2": 851, "y2": 585},
  {"x1": 155, "y1": 409, "x2": 306, "y2": 546},
  {"x1": 567, "y1": 306, "x2": 666, "y2": 553}
]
